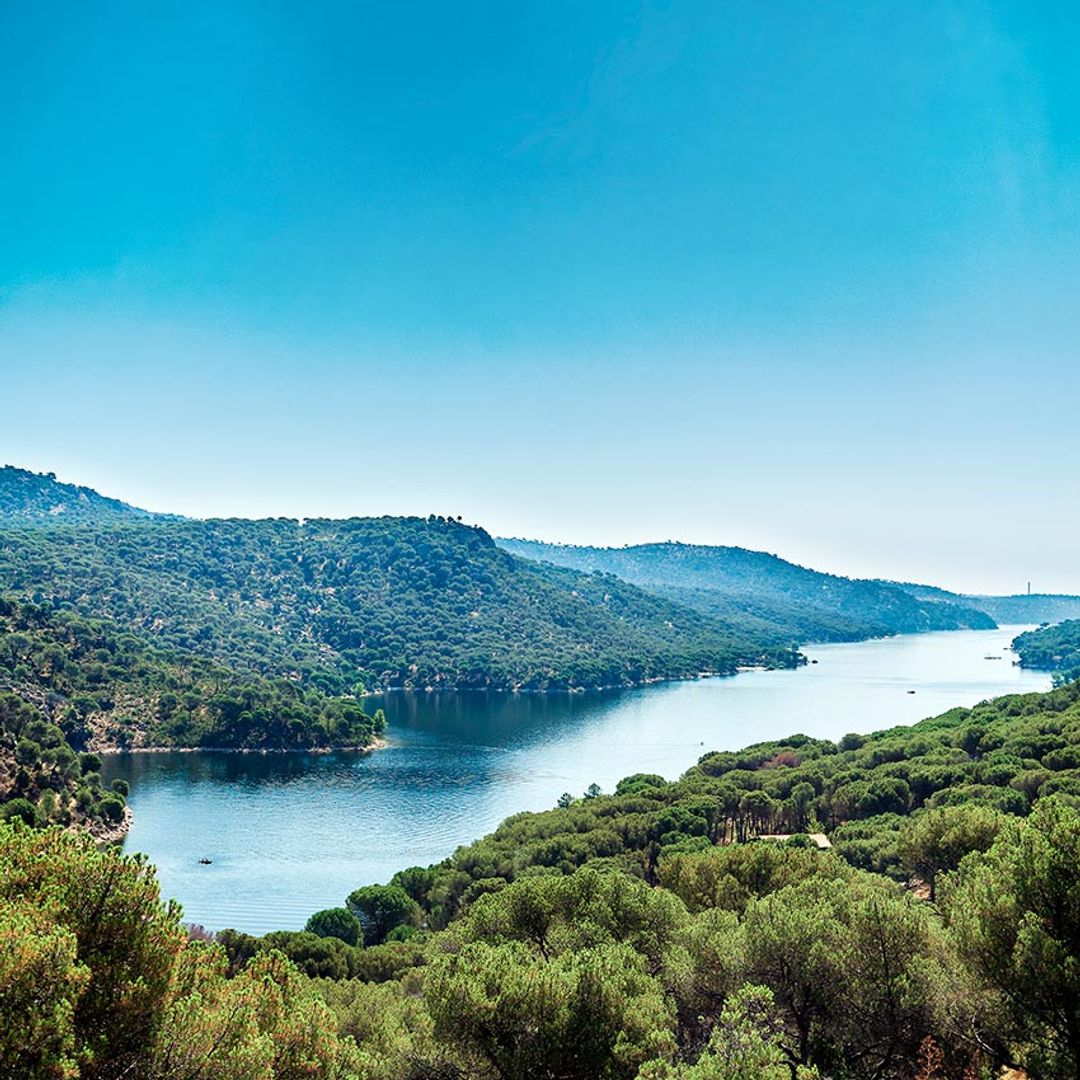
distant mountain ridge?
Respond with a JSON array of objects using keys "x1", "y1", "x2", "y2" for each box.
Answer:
[
  {"x1": 4, "y1": 465, "x2": 1075, "y2": 715},
  {"x1": 496, "y1": 539, "x2": 997, "y2": 643},
  {"x1": 0, "y1": 465, "x2": 170, "y2": 525},
  {"x1": 890, "y1": 580, "x2": 1080, "y2": 626}
]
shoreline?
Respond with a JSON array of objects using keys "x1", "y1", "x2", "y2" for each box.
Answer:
[
  {"x1": 360, "y1": 666, "x2": 756, "y2": 697},
  {"x1": 86, "y1": 804, "x2": 133, "y2": 846},
  {"x1": 96, "y1": 735, "x2": 389, "y2": 756}
]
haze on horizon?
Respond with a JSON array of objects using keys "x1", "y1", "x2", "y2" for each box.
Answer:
[{"x1": 3, "y1": 3, "x2": 1079, "y2": 595}]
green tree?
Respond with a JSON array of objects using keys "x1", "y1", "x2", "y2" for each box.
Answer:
[
  {"x1": 741, "y1": 875, "x2": 946, "y2": 1078},
  {"x1": 0, "y1": 797, "x2": 36, "y2": 825},
  {"x1": 898, "y1": 804, "x2": 1003, "y2": 901},
  {"x1": 639, "y1": 985, "x2": 820, "y2": 1079},
  {"x1": 453, "y1": 868, "x2": 689, "y2": 975},
  {"x1": 946, "y1": 800, "x2": 1080, "y2": 1079},
  {"x1": 426, "y1": 939, "x2": 675, "y2": 1079},
  {"x1": 346, "y1": 884, "x2": 420, "y2": 945},
  {"x1": 304, "y1": 906, "x2": 362, "y2": 946},
  {"x1": 0, "y1": 823, "x2": 362, "y2": 1080},
  {"x1": 0, "y1": 897, "x2": 89, "y2": 1080}
]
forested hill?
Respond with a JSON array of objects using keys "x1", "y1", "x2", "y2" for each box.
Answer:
[
  {"x1": 0, "y1": 464, "x2": 169, "y2": 525},
  {"x1": 0, "y1": 516, "x2": 793, "y2": 696},
  {"x1": 1012, "y1": 620, "x2": 1080, "y2": 682},
  {"x1": 0, "y1": 598, "x2": 386, "y2": 752},
  {"x1": 895, "y1": 580, "x2": 1080, "y2": 625},
  {"x1": 497, "y1": 539, "x2": 996, "y2": 642}
]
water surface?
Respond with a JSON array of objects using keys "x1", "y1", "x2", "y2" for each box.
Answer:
[{"x1": 104, "y1": 626, "x2": 1048, "y2": 933}]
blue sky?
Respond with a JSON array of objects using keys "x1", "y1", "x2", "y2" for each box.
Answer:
[{"x1": 2, "y1": 1, "x2": 1079, "y2": 593}]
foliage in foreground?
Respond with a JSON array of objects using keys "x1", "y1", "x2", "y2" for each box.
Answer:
[
  {"x1": 7, "y1": 799, "x2": 1080, "y2": 1080},
  {"x1": 0, "y1": 822, "x2": 359, "y2": 1080},
  {"x1": 8, "y1": 683, "x2": 1080, "y2": 1079}
]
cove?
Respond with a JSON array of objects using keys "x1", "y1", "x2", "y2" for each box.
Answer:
[{"x1": 103, "y1": 626, "x2": 1049, "y2": 934}]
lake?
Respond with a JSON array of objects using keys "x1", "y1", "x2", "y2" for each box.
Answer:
[{"x1": 103, "y1": 626, "x2": 1049, "y2": 933}]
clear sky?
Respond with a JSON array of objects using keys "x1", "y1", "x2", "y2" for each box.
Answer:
[{"x1": 2, "y1": 2, "x2": 1078, "y2": 594}]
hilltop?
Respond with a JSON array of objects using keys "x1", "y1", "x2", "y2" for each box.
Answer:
[
  {"x1": 6, "y1": 466, "x2": 1067, "y2": 716},
  {"x1": 496, "y1": 539, "x2": 996, "y2": 642},
  {"x1": 0, "y1": 464, "x2": 170, "y2": 525}
]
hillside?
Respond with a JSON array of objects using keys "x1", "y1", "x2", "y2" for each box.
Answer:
[
  {"x1": 0, "y1": 516, "x2": 794, "y2": 696},
  {"x1": 1012, "y1": 619, "x2": 1080, "y2": 681},
  {"x1": 0, "y1": 464, "x2": 168, "y2": 525},
  {"x1": 0, "y1": 597, "x2": 385, "y2": 752},
  {"x1": 497, "y1": 539, "x2": 996, "y2": 642},
  {"x1": 894, "y1": 579, "x2": 1080, "y2": 625},
  {"x1": 0, "y1": 691, "x2": 126, "y2": 837}
]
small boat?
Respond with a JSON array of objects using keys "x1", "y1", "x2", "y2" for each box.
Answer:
[
  {"x1": 906, "y1": 690, "x2": 916, "y2": 695},
  {"x1": 983, "y1": 655, "x2": 1002, "y2": 660},
  {"x1": 198, "y1": 857, "x2": 213, "y2": 865}
]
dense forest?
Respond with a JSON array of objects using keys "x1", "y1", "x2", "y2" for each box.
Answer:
[
  {"x1": 5, "y1": 680, "x2": 1080, "y2": 1078},
  {"x1": 10, "y1": 467, "x2": 1075, "y2": 713},
  {"x1": 0, "y1": 692, "x2": 126, "y2": 835},
  {"x1": 0, "y1": 598, "x2": 386, "y2": 751},
  {"x1": 497, "y1": 539, "x2": 998, "y2": 642},
  {"x1": 1012, "y1": 620, "x2": 1080, "y2": 683},
  {"x1": 0, "y1": 511, "x2": 798, "y2": 697}
]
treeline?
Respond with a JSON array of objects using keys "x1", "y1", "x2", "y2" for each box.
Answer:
[
  {"x1": 0, "y1": 516, "x2": 797, "y2": 694},
  {"x1": 0, "y1": 599, "x2": 386, "y2": 751},
  {"x1": 1013, "y1": 619, "x2": 1080, "y2": 683}
]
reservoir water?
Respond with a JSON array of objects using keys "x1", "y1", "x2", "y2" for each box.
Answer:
[{"x1": 103, "y1": 626, "x2": 1049, "y2": 933}]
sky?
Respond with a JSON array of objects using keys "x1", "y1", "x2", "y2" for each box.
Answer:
[{"x1": 2, "y1": 1, "x2": 1079, "y2": 594}]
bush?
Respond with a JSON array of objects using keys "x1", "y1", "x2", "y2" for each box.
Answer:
[
  {"x1": 305, "y1": 906, "x2": 362, "y2": 946},
  {"x1": 0, "y1": 799, "x2": 36, "y2": 826}
]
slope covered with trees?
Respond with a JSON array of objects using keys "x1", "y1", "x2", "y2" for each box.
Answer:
[
  {"x1": 0, "y1": 598, "x2": 385, "y2": 751},
  {"x1": 498, "y1": 539, "x2": 997, "y2": 643},
  {"x1": 0, "y1": 516, "x2": 797, "y2": 696},
  {"x1": 1012, "y1": 619, "x2": 1080, "y2": 683},
  {"x1": 0, "y1": 692, "x2": 126, "y2": 836},
  {"x1": 0, "y1": 464, "x2": 168, "y2": 526},
  {"x1": 7, "y1": 682, "x2": 1080, "y2": 1079}
]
